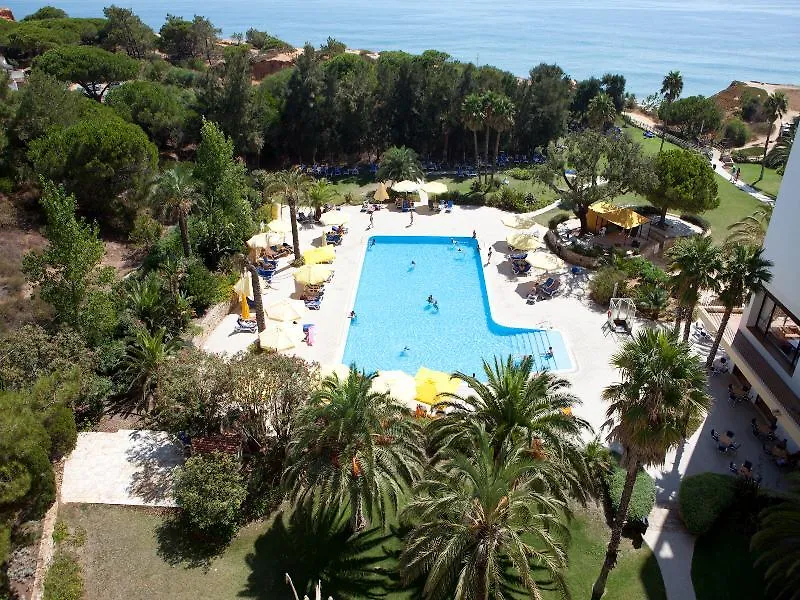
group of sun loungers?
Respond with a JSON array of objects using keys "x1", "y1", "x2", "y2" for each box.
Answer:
[{"x1": 526, "y1": 277, "x2": 562, "y2": 303}]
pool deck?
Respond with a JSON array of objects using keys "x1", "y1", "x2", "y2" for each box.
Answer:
[{"x1": 204, "y1": 204, "x2": 630, "y2": 428}]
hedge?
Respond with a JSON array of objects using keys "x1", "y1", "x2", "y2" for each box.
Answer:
[
  {"x1": 678, "y1": 472, "x2": 736, "y2": 535},
  {"x1": 680, "y1": 214, "x2": 711, "y2": 232},
  {"x1": 604, "y1": 465, "x2": 656, "y2": 521},
  {"x1": 43, "y1": 551, "x2": 83, "y2": 600}
]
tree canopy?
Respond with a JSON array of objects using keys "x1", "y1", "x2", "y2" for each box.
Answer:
[
  {"x1": 34, "y1": 44, "x2": 139, "y2": 101},
  {"x1": 646, "y1": 148, "x2": 719, "y2": 223}
]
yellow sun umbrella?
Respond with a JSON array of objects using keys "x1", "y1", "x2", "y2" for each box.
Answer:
[
  {"x1": 265, "y1": 298, "x2": 304, "y2": 322},
  {"x1": 506, "y1": 232, "x2": 543, "y2": 251},
  {"x1": 239, "y1": 294, "x2": 250, "y2": 319},
  {"x1": 421, "y1": 181, "x2": 448, "y2": 194},
  {"x1": 414, "y1": 367, "x2": 461, "y2": 406},
  {"x1": 258, "y1": 324, "x2": 297, "y2": 352},
  {"x1": 319, "y1": 211, "x2": 350, "y2": 226},
  {"x1": 374, "y1": 182, "x2": 390, "y2": 202},
  {"x1": 372, "y1": 370, "x2": 418, "y2": 408},
  {"x1": 527, "y1": 252, "x2": 566, "y2": 272},
  {"x1": 293, "y1": 264, "x2": 333, "y2": 286},
  {"x1": 233, "y1": 272, "x2": 254, "y2": 299},
  {"x1": 267, "y1": 219, "x2": 291, "y2": 233},
  {"x1": 303, "y1": 245, "x2": 336, "y2": 265},
  {"x1": 392, "y1": 180, "x2": 420, "y2": 193},
  {"x1": 502, "y1": 214, "x2": 540, "y2": 229}
]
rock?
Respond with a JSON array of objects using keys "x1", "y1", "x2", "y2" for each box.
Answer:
[{"x1": 0, "y1": 8, "x2": 15, "y2": 21}]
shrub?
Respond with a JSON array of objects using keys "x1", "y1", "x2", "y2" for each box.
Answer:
[
  {"x1": 732, "y1": 146, "x2": 764, "y2": 163},
  {"x1": 43, "y1": 551, "x2": 83, "y2": 600},
  {"x1": 548, "y1": 213, "x2": 570, "y2": 230},
  {"x1": 174, "y1": 452, "x2": 246, "y2": 538},
  {"x1": 635, "y1": 284, "x2": 670, "y2": 320},
  {"x1": 129, "y1": 212, "x2": 163, "y2": 250},
  {"x1": 589, "y1": 267, "x2": 629, "y2": 305},
  {"x1": 503, "y1": 167, "x2": 533, "y2": 180},
  {"x1": 722, "y1": 119, "x2": 750, "y2": 147},
  {"x1": 484, "y1": 186, "x2": 527, "y2": 212},
  {"x1": 162, "y1": 66, "x2": 202, "y2": 88},
  {"x1": 182, "y1": 261, "x2": 225, "y2": 315},
  {"x1": 0, "y1": 522, "x2": 10, "y2": 565},
  {"x1": 604, "y1": 465, "x2": 656, "y2": 521},
  {"x1": 680, "y1": 214, "x2": 711, "y2": 232},
  {"x1": 679, "y1": 472, "x2": 737, "y2": 535},
  {"x1": 43, "y1": 404, "x2": 77, "y2": 460}
]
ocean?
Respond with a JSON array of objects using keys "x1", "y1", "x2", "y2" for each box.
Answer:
[{"x1": 8, "y1": 0, "x2": 800, "y2": 97}]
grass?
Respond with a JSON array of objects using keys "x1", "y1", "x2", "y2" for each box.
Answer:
[
  {"x1": 59, "y1": 502, "x2": 665, "y2": 600},
  {"x1": 692, "y1": 517, "x2": 766, "y2": 600},
  {"x1": 734, "y1": 163, "x2": 783, "y2": 199},
  {"x1": 531, "y1": 124, "x2": 765, "y2": 242}
]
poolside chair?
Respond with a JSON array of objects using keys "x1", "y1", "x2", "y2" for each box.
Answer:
[
  {"x1": 540, "y1": 278, "x2": 561, "y2": 298},
  {"x1": 446, "y1": 200, "x2": 454, "y2": 212},
  {"x1": 325, "y1": 233, "x2": 342, "y2": 246},
  {"x1": 304, "y1": 299, "x2": 321, "y2": 310},
  {"x1": 257, "y1": 267, "x2": 275, "y2": 281},
  {"x1": 512, "y1": 261, "x2": 531, "y2": 276}
]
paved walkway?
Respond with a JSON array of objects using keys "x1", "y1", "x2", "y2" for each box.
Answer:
[
  {"x1": 62, "y1": 430, "x2": 183, "y2": 507},
  {"x1": 710, "y1": 148, "x2": 774, "y2": 204}
]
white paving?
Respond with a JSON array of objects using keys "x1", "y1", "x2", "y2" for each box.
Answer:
[{"x1": 61, "y1": 430, "x2": 183, "y2": 507}]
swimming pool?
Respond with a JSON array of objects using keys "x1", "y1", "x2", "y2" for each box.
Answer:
[{"x1": 341, "y1": 236, "x2": 571, "y2": 377}]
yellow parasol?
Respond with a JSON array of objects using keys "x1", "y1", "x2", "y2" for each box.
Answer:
[
  {"x1": 293, "y1": 264, "x2": 333, "y2": 286},
  {"x1": 392, "y1": 180, "x2": 420, "y2": 193},
  {"x1": 319, "y1": 211, "x2": 350, "y2": 226},
  {"x1": 421, "y1": 181, "x2": 448, "y2": 195},
  {"x1": 267, "y1": 219, "x2": 291, "y2": 233},
  {"x1": 506, "y1": 232, "x2": 543, "y2": 251},
  {"x1": 303, "y1": 245, "x2": 336, "y2": 265},
  {"x1": 372, "y1": 370, "x2": 417, "y2": 408},
  {"x1": 414, "y1": 367, "x2": 461, "y2": 406},
  {"x1": 374, "y1": 182, "x2": 390, "y2": 202},
  {"x1": 502, "y1": 214, "x2": 539, "y2": 229},
  {"x1": 265, "y1": 298, "x2": 304, "y2": 322},
  {"x1": 527, "y1": 252, "x2": 566, "y2": 272},
  {"x1": 258, "y1": 324, "x2": 296, "y2": 352},
  {"x1": 233, "y1": 272, "x2": 254, "y2": 299}
]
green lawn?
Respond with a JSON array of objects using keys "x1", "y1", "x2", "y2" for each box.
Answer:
[
  {"x1": 60, "y1": 502, "x2": 665, "y2": 600},
  {"x1": 734, "y1": 163, "x2": 784, "y2": 199},
  {"x1": 692, "y1": 518, "x2": 766, "y2": 600}
]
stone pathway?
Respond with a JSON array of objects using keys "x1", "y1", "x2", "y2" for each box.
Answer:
[{"x1": 710, "y1": 148, "x2": 774, "y2": 204}]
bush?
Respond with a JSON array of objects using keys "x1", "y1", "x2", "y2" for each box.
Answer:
[
  {"x1": 182, "y1": 261, "x2": 226, "y2": 315},
  {"x1": 174, "y1": 452, "x2": 246, "y2": 538},
  {"x1": 679, "y1": 472, "x2": 737, "y2": 535},
  {"x1": 604, "y1": 465, "x2": 656, "y2": 521},
  {"x1": 0, "y1": 522, "x2": 10, "y2": 565},
  {"x1": 43, "y1": 404, "x2": 77, "y2": 460},
  {"x1": 680, "y1": 214, "x2": 711, "y2": 232},
  {"x1": 548, "y1": 213, "x2": 570, "y2": 230},
  {"x1": 43, "y1": 551, "x2": 83, "y2": 600},
  {"x1": 732, "y1": 146, "x2": 764, "y2": 163},
  {"x1": 619, "y1": 256, "x2": 669, "y2": 286},
  {"x1": 484, "y1": 186, "x2": 527, "y2": 212},
  {"x1": 589, "y1": 267, "x2": 629, "y2": 305},
  {"x1": 503, "y1": 167, "x2": 534, "y2": 180},
  {"x1": 722, "y1": 119, "x2": 750, "y2": 147},
  {"x1": 129, "y1": 212, "x2": 163, "y2": 250}
]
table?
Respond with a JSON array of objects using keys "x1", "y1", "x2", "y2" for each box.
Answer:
[{"x1": 719, "y1": 434, "x2": 734, "y2": 447}]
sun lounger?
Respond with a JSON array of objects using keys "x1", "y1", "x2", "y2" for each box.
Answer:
[
  {"x1": 326, "y1": 234, "x2": 342, "y2": 246},
  {"x1": 446, "y1": 200, "x2": 453, "y2": 212},
  {"x1": 539, "y1": 277, "x2": 561, "y2": 297},
  {"x1": 509, "y1": 251, "x2": 528, "y2": 260},
  {"x1": 305, "y1": 299, "x2": 321, "y2": 310},
  {"x1": 512, "y1": 261, "x2": 531, "y2": 276}
]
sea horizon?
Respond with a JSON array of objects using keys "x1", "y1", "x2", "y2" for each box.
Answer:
[{"x1": 6, "y1": 0, "x2": 799, "y2": 98}]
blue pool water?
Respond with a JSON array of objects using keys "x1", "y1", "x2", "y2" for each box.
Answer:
[{"x1": 341, "y1": 236, "x2": 571, "y2": 377}]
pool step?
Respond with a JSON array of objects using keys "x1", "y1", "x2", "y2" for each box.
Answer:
[{"x1": 507, "y1": 331, "x2": 555, "y2": 371}]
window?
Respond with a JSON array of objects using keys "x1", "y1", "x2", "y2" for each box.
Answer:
[{"x1": 754, "y1": 291, "x2": 800, "y2": 372}]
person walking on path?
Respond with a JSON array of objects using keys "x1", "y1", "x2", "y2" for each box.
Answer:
[
  {"x1": 368, "y1": 212, "x2": 374, "y2": 229},
  {"x1": 485, "y1": 246, "x2": 493, "y2": 266},
  {"x1": 409, "y1": 210, "x2": 414, "y2": 226}
]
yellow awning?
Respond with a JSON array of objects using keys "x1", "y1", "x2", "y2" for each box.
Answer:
[
  {"x1": 303, "y1": 245, "x2": 336, "y2": 265},
  {"x1": 588, "y1": 201, "x2": 649, "y2": 230},
  {"x1": 414, "y1": 367, "x2": 460, "y2": 406}
]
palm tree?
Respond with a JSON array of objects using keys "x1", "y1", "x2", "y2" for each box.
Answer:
[
  {"x1": 488, "y1": 94, "x2": 515, "y2": 182},
  {"x1": 587, "y1": 92, "x2": 617, "y2": 131},
  {"x1": 481, "y1": 91, "x2": 500, "y2": 183},
  {"x1": 758, "y1": 91, "x2": 788, "y2": 182},
  {"x1": 705, "y1": 244, "x2": 772, "y2": 368},
  {"x1": 432, "y1": 356, "x2": 590, "y2": 466},
  {"x1": 283, "y1": 365, "x2": 424, "y2": 531},
  {"x1": 262, "y1": 168, "x2": 313, "y2": 260},
  {"x1": 659, "y1": 70, "x2": 683, "y2": 153},
  {"x1": 666, "y1": 236, "x2": 722, "y2": 341},
  {"x1": 461, "y1": 93, "x2": 485, "y2": 181},
  {"x1": 635, "y1": 284, "x2": 670, "y2": 320},
  {"x1": 590, "y1": 329, "x2": 711, "y2": 599},
  {"x1": 726, "y1": 204, "x2": 773, "y2": 246},
  {"x1": 751, "y1": 474, "x2": 800, "y2": 599},
  {"x1": 123, "y1": 327, "x2": 183, "y2": 412},
  {"x1": 306, "y1": 178, "x2": 339, "y2": 221},
  {"x1": 764, "y1": 116, "x2": 797, "y2": 174},
  {"x1": 400, "y1": 426, "x2": 570, "y2": 600},
  {"x1": 233, "y1": 253, "x2": 266, "y2": 334},
  {"x1": 375, "y1": 146, "x2": 423, "y2": 182},
  {"x1": 154, "y1": 164, "x2": 196, "y2": 258}
]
